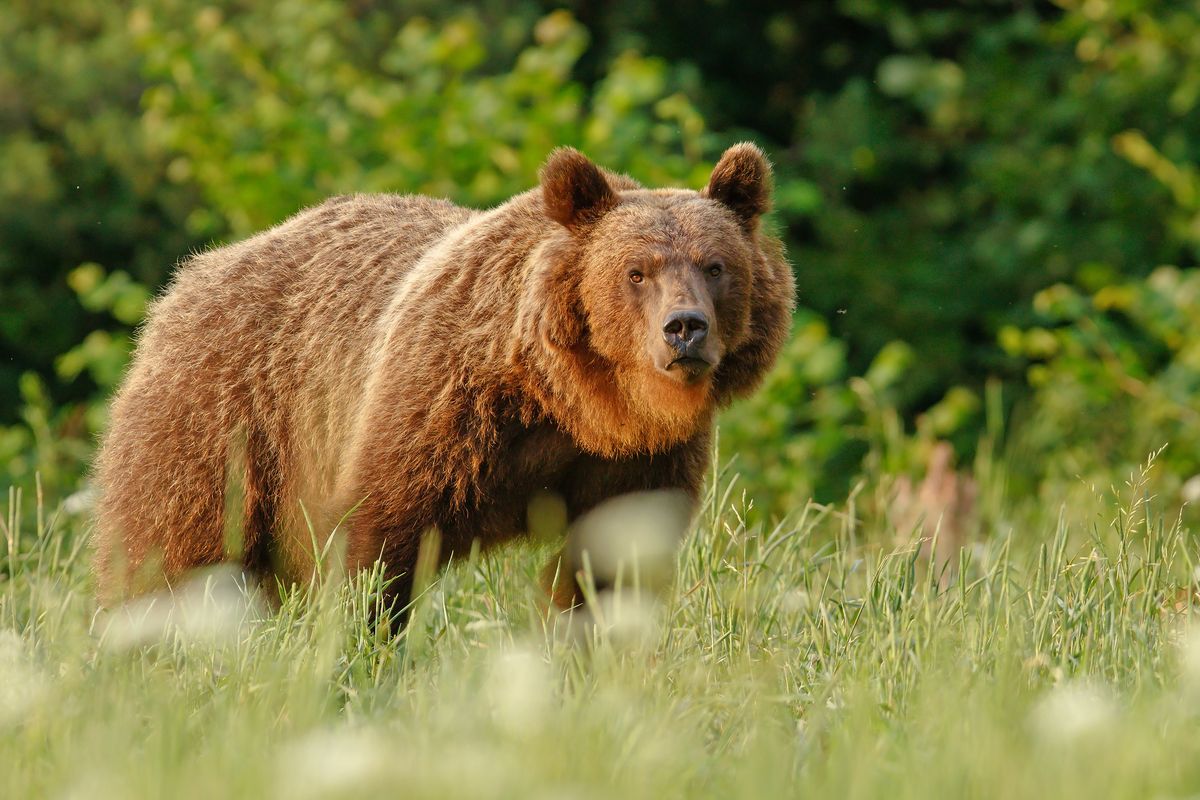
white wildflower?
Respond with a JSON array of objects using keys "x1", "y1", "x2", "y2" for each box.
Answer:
[
  {"x1": 1030, "y1": 681, "x2": 1117, "y2": 744},
  {"x1": 96, "y1": 565, "x2": 265, "y2": 651},
  {"x1": 591, "y1": 589, "x2": 662, "y2": 650},
  {"x1": 572, "y1": 489, "x2": 691, "y2": 592},
  {"x1": 276, "y1": 727, "x2": 392, "y2": 800},
  {"x1": 0, "y1": 630, "x2": 47, "y2": 725},
  {"x1": 1178, "y1": 623, "x2": 1200, "y2": 688},
  {"x1": 61, "y1": 486, "x2": 97, "y2": 516},
  {"x1": 486, "y1": 646, "x2": 552, "y2": 736},
  {"x1": 1182, "y1": 474, "x2": 1200, "y2": 506}
]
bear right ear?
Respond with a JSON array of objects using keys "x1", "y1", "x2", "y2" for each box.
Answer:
[{"x1": 540, "y1": 147, "x2": 617, "y2": 230}]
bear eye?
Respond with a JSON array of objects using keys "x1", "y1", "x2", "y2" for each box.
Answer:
[
  {"x1": 706, "y1": 263, "x2": 723, "y2": 278},
  {"x1": 629, "y1": 270, "x2": 644, "y2": 284}
]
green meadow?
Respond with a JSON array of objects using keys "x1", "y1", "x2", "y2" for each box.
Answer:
[{"x1": 3, "y1": 446, "x2": 1199, "y2": 799}]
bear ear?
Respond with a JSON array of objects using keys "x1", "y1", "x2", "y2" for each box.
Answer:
[
  {"x1": 540, "y1": 147, "x2": 618, "y2": 230},
  {"x1": 703, "y1": 142, "x2": 773, "y2": 231}
]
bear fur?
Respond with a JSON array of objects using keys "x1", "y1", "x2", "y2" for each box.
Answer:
[{"x1": 92, "y1": 143, "x2": 795, "y2": 610}]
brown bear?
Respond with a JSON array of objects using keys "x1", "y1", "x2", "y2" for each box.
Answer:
[{"x1": 92, "y1": 143, "x2": 795, "y2": 613}]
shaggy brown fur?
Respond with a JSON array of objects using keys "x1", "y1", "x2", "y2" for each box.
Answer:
[{"x1": 93, "y1": 143, "x2": 795, "y2": 611}]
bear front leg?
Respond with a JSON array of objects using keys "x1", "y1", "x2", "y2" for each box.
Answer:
[
  {"x1": 333, "y1": 362, "x2": 468, "y2": 624},
  {"x1": 545, "y1": 432, "x2": 711, "y2": 609},
  {"x1": 338, "y1": 490, "x2": 440, "y2": 625}
]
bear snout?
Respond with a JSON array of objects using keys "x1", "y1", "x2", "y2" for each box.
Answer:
[
  {"x1": 662, "y1": 309, "x2": 709, "y2": 350},
  {"x1": 659, "y1": 308, "x2": 716, "y2": 380}
]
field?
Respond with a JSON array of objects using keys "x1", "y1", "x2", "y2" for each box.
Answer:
[{"x1": 2, "y1": 448, "x2": 1198, "y2": 800}]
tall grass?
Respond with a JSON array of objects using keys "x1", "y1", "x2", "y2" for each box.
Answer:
[{"x1": 0, "y1": 450, "x2": 1197, "y2": 799}]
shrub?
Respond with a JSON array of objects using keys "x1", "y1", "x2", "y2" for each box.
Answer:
[{"x1": 1002, "y1": 266, "x2": 1200, "y2": 510}]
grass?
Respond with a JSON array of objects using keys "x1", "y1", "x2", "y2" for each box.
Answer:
[{"x1": 1, "y1": 452, "x2": 1199, "y2": 799}]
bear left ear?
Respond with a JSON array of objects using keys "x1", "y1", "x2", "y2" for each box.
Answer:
[
  {"x1": 540, "y1": 147, "x2": 618, "y2": 231},
  {"x1": 703, "y1": 142, "x2": 773, "y2": 231}
]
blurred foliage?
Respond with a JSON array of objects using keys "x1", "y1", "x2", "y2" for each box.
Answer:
[
  {"x1": 719, "y1": 310, "x2": 981, "y2": 511},
  {"x1": 1003, "y1": 266, "x2": 1200, "y2": 508},
  {"x1": 0, "y1": 2, "x2": 201, "y2": 420},
  {"x1": 3, "y1": 0, "x2": 1200, "y2": 516},
  {"x1": 131, "y1": 2, "x2": 708, "y2": 238}
]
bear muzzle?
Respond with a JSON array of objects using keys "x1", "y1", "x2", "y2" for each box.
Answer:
[{"x1": 660, "y1": 308, "x2": 717, "y2": 381}]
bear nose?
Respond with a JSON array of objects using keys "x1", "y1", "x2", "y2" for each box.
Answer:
[{"x1": 662, "y1": 309, "x2": 709, "y2": 349}]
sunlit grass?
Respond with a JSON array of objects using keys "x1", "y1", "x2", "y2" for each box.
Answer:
[{"x1": 1, "y1": 452, "x2": 1198, "y2": 799}]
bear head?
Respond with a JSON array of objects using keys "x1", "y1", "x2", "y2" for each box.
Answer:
[{"x1": 525, "y1": 143, "x2": 784, "y2": 457}]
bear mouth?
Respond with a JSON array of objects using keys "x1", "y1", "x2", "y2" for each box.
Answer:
[{"x1": 666, "y1": 356, "x2": 712, "y2": 379}]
